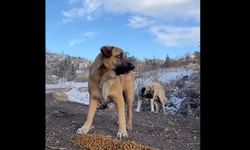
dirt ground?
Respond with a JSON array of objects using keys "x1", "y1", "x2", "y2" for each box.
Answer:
[{"x1": 46, "y1": 93, "x2": 200, "y2": 150}]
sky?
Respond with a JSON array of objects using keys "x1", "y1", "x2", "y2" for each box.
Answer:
[{"x1": 46, "y1": 0, "x2": 200, "y2": 61}]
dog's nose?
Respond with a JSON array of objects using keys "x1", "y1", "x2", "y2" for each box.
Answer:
[{"x1": 128, "y1": 63, "x2": 135, "y2": 70}]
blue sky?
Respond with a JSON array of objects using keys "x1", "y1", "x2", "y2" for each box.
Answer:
[{"x1": 46, "y1": 0, "x2": 200, "y2": 61}]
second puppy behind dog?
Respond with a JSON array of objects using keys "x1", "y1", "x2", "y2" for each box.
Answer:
[{"x1": 135, "y1": 81, "x2": 167, "y2": 114}]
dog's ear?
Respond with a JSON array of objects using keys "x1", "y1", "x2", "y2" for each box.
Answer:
[
  {"x1": 150, "y1": 86, "x2": 154, "y2": 93},
  {"x1": 100, "y1": 46, "x2": 114, "y2": 58},
  {"x1": 141, "y1": 87, "x2": 145, "y2": 94}
]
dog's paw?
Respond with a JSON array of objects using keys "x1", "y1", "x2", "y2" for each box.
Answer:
[
  {"x1": 117, "y1": 122, "x2": 132, "y2": 130},
  {"x1": 126, "y1": 124, "x2": 132, "y2": 130},
  {"x1": 76, "y1": 125, "x2": 90, "y2": 135},
  {"x1": 117, "y1": 130, "x2": 128, "y2": 139},
  {"x1": 150, "y1": 110, "x2": 155, "y2": 113},
  {"x1": 134, "y1": 109, "x2": 139, "y2": 113}
]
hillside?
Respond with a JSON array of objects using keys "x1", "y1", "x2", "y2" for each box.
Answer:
[
  {"x1": 46, "y1": 52, "x2": 92, "y2": 82},
  {"x1": 46, "y1": 67, "x2": 200, "y2": 117}
]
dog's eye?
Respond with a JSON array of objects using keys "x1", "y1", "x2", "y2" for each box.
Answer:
[{"x1": 116, "y1": 55, "x2": 121, "y2": 58}]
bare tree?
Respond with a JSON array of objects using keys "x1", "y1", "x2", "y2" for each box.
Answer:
[
  {"x1": 164, "y1": 54, "x2": 171, "y2": 68},
  {"x1": 184, "y1": 53, "x2": 191, "y2": 72}
]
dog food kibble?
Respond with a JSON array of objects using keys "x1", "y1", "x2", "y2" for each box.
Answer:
[{"x1": 73, "y1": 134, "x2": 161, "y2": 150}]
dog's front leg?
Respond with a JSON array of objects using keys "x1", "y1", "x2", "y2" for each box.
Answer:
[
  {"x1": 123, "y1": 90, "x2": 134, "y2": 130},
  {"x1": 135, "y1": 98, "x2": 142, "y2": 112},
  {"x1": 162, "y1": 102, "x2": 166, "y2": 114},
  {"x1": 76, "y1": 97, "x2": 98, "y2": 135},
  {"x1": 150, "y1": 98, "x2": 155, "y2": 113},
  {"x1": 114, "y1": 95, "x2": 127, "y2": 139}
]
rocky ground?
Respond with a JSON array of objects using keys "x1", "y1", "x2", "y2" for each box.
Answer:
[{"x1": 46, "y1": 93, "x2": 200, "y2": 150}]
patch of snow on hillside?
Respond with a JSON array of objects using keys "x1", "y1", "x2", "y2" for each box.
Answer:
[
  {"x1": 46, "y1": 82, "x2": 88, "y2": 89},
  {"x1": 65, "y1": 87, "x2": 89, "y2": 105},
  {"x1": 134, "y1": 68, "x2": 198, "y2": 93},
  {"x1": 166, "y1": 97, "x2": 185, "y2": 115}
]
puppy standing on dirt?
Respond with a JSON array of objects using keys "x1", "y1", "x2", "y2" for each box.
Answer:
[
  {"x1": 76, "y1": 46, "x2": 135, "y2": 139},
  {"x1": 135, "y1": 82, "x2": 167, "y2": 114}
]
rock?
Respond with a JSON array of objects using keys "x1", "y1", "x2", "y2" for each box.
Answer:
[
  {"x1": 182, "y1": 75, "x2": 188, "y2": 80},
  {"x1": 55, "y1": 88, "x2": 71, "y2": 93},
  {"x1": 168, "y1": 120, "x2": 175, "y2": 125},
  {"x1": 173, "y1": 129, "x2": 179, "y2": 135},
  {"x1": 52, "y1": 92, "x2": 68, "y2": 101},
  {"x1": 164, "y1": 127, "x2": 169, "y2": 132},
  {"x1": 78, "y1": 87, "x2": 88, "y2": 93}
]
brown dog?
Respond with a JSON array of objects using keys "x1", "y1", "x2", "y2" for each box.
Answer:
[{"x1": 76, "y1": 46, "x2": 135, "y2": 139}]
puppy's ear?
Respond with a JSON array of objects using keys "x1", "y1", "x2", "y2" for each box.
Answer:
[
  {"x1": 100, "y1": 46, "x2": 114, "y2": 58},
  {"x1": 141, "y1": 87, "x2": 145, "y2": 94},
  {"x1": 150, "y1": 86, "x2": 154, "y2": 93}
]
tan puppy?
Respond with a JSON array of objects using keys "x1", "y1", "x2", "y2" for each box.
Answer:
[
  {"x1": 135, "y1": 82, "x2": 167, "y2": 114},
  {"x1": 76, "y1": 46, "x2": 135, "y2": 139}
]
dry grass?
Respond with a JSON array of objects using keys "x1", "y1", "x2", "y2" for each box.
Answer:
[
  {"x1": 74, "y1": 73, "x2": 89, "y2": 82},
  {"x1": 73, "y1": 134, "x2": 161, "y2": 150},
  {"x1": 46, "y1": 74, "x2": 59, "y2": 84}
]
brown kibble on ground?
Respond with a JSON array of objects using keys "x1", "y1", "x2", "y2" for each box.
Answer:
[{"x1": 73, "y1": 134, "x2": 161, "y2": 150}]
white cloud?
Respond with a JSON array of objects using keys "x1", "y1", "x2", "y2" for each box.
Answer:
[
  {"x1": 63, "y1": 0, "x2": 199, "y2": 22},
  {"x1": 103, "y1": 0, "x2": 199, "y2": 21},
  {"x1": 62, "y1": 8, "x2": 85, "y2": 18},
  {"x1": 149, "y1": 25, "x2": 200, "y2": 47},
  {"x1": 62, "y1": 0, "x2": 102, "y2": 20},
  {"x1": 127, "y1": 16, "x2": 155, "y2": 28},
  {"x1": 83, "y1": 32, "x2": 97, "y2": 38},
  {"x1": 68, "y1": 32, "x2": 96, "y2": 47},
  {"x1": 62, "y1": 0, "x2": 200, "y2": 47},
  {"x1": 86, "y1": 15, "x2": 92, "y2": 21},
  {"x1": 83, "y1": 0, "x2": 102, "y2": 14},
  {"x1": 62, "y1": 18, "x2": 73, "y2": 23},
  {"x1": 68, "y1": 39, "x2": 85, "y2": 47}
]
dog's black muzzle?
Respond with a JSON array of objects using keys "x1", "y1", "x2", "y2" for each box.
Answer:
[
  {"x1": 145, "y1": 93, "x2": 154, "y2": 99},
  {"x1": 127, "y1": 62, "x2": 135, "y2": 71},
  {"x1": 114, "y1": 62, "x2": 135, "y2": 75}
]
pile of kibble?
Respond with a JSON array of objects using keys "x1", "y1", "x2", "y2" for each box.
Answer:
[{"x1": 73, "y1": 134, "x2": 161, "y2": 150}]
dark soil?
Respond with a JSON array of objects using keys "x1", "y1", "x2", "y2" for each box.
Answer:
[{"x1": 46, "y1": 93, "x2": 200, "y2": 150}]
